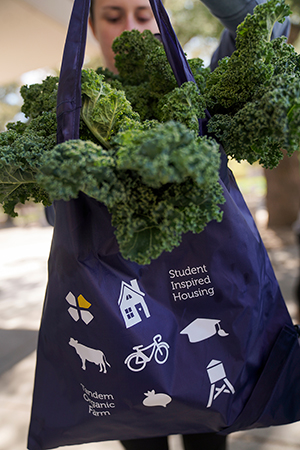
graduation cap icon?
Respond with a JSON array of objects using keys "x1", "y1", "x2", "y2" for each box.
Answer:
[{"x1": 180, "y1": 318, "x2": 229, "y2": 343}]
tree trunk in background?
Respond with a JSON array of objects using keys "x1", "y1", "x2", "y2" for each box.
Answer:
[
  {"x1": 264, "y1": 23, "x2": 300, "y2": 228},
  {"x1": 264, "y1": 151, "x2": 300, "y2": 227}
]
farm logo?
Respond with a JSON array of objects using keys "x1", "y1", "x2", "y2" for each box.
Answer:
[
  {"x1": 143, "y1": 390, "x2": 172, "y2": 408},
  {"x1": 118, "y1": 279, "x2": 150, "y2": 328},
  {"x1": 66, "y1": 291, "x2": 94, "y2": 325},
  {"x1": 80, "y1": 383, "x2": 115, "y2": 417}
]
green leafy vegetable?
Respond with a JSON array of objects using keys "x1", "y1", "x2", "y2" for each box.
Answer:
[
  {"x1": 0, "y1": 0, "x2": 300, "y2": 264},
  {"x1": 20, "y1": 75, "x2": 59, "y2": 119},
  {"x1": 106, "y1": 29, "x2": 208, "y2": 122},
  {"x1": 36, "y1": 122, "x2": 223, "y2": 264},
  {"x1": 157, "y1": 82, "x2": 206, "y2": 133},
  {"x1": 205, "y1": 0, "x2": 291, "y2": 112},
  {"x1": 111, "y1": 122, "x2": 224, "y2": 264},
  {"x1": 0, "y1": 110, "x2": 57, "y2": 216},
  {"x1": 5, "y1": 0, "x2": 299, "y2": 261},
  {"x1": 38, "y1": 139, "x2": 125, "y2": 208},
  {"x1": 81, "y1": 69, "x2": 140, "y2": 149},
  {"x1": 205, "y1": 0, "x2": 299, "y2": 168}
]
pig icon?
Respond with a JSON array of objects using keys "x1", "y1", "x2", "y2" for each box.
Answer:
[{"x1": 143, "y1": 390, "x2": 172, "y2": 408}]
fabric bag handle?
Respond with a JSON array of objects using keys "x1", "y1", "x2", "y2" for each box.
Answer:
[
  {"x1": 56, "y1": 0, "x2": 91, "y2": 144},
  {"x1": 149, "y1": 0, "x2": 212, "y2": 138}
]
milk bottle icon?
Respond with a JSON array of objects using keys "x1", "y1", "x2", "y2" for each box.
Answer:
[{"x1": 206, "y1": 359, "x2": 235, "y2": 408}]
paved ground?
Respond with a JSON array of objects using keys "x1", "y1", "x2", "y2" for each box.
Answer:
[{"x1": 0, "y1": 214, "x2": 299, "y2": 450}]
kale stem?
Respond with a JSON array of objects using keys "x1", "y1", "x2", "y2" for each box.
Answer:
[{"x1": 287, "y1": 104, "x2": 296, "y2": 119}]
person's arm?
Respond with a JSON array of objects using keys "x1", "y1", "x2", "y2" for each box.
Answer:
[{"x1": 201, "y1": 0, "x2": 291, "y2": 70}]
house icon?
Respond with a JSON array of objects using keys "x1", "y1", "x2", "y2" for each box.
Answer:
[{"x1": 118, "y1": 279, "x2": 150, "y2": 328}]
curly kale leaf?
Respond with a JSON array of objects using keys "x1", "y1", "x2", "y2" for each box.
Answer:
[
  {"x1": 208, "y1": 74, "x2": 300, "y2": 168},
  {"x1": 205, "y1": 0, "x2": 300, "y2": 168},
  {"x1": 110, "y1": 30, "x2": 209, "y2": 124},
  {"x1": 188, "y1": 58, "x2": 211, "y2": 95},
  {"x1": 111, "y1": 173, "x2": 224, "y2": 265},
  {"x1": 236, "y1": 0, "x2": 290, "y2": 47},
  {"x1": 20, "y1": 75, "x2": 59, "y2": 119},
  {"x1": 110, "y1": 121, "x2": 224, "y2": 264},
  {"x1": 157, "y1": 82, "x2": 206, "y2": 133},
  {"x1": 205, "y1": 0, "x2": 292, "y2": 113},
  {"x1": 115, "y1": 121, "x2": 219, "y2": 188},
  {"x1": 120, "y1": 82, "x2": 156, "y2": 122},
  {"x1": 144, "y1": 45, "x2": 178, "y2": 97},
  {"x1": 36, "y1": 123, "x2": 224, "y2": 265},
  {"x1": 0, "y1": 108, "x2": 57, "y2": 215},
  {"x1": 95, "y1": 66, "x2": 123, "y2": 90},
  {"x1": 38, "y1": 139, "x2": 125, "y2": 207},
  {"x1": 80, "y1": 69, "x2": 140, "y2": 149},
  {"x1": 0, "y1": 166, "x2": 50, "y2": 217},
  {"x1": 0, "y1": 129, "x2": 52, "y2": 216},
  {"x1": 110, "y1": 30, "x2": 180, "y2": 120},
  {"x1": 112, "y1": 29, "x2": 163, "y2": 85}
]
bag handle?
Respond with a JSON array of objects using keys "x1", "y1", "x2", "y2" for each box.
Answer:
[
  {"x1": 56, "y1": 0, "x2": 91, "y2": 144},
  {"x1": 149, "y1": 0, "x2": 213, "y2": 138}
]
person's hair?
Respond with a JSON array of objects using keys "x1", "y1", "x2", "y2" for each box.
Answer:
[{"x1": 90, "y1": 0, "x2": 94, "y2": 24}]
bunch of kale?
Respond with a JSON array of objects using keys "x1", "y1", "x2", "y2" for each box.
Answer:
[
  {"x1": 205, "y1": 0, "x2": 300, "y2": 168},
  {"x1": 1, "y1": 0, "x2": 299, "y2": 263},
  {"x1": 0, "y1": 33, "x2": 223, "y2": 264}
]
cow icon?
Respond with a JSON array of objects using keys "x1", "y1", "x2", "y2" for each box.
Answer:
[{"x1": 69, "y1": 338, "x2": 111, "y2": 373}]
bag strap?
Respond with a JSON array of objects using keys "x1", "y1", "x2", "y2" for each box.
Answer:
[
  {"x1": 149, "y1": 0, "x2": 213, "y2": 137},
  {"x1": 56, "y1": 0, "x2": 91, "y2": 144}
]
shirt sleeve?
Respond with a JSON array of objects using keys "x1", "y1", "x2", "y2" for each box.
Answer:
[{"x1": 203, "y1": 0, "x2": 291, "y2": 70}]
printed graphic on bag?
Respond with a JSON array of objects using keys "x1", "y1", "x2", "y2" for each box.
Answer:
[
  {"x1": 66, "y1": 291, "x2": 94, "y2": 324},
  {"x1": 168, "y1": 265, "x2": 215, "y2": 301},
  {"x1": 69, "y1": 338, "x2": 111, "y2": 373},
  {"x1": 143, "y1": 390, "x2": 172, "y2": 408},
  {"x1": 118, "y1": 279, "x2": 150, "y2": 328},
  {"x1": 180, "y1": 319, "x2": 229, "y2": 343},
  {"x1": 206, "y1": 360, "x2": 235, "y2": 408},
  {"x1": 124, "y1": 334, "x2": 169, "y2": 372},
  {"x1": 80, "y1": 383, "x2": 115, "y2": 417}
]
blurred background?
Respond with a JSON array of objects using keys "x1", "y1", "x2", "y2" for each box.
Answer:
[{"x1": 0, "y1": 1, "x2": 300, "y2": 449}]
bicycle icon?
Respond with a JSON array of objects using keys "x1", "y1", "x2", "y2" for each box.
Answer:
[{"x1": 124, "y1": 334, "x2": 170, "y2": 372}]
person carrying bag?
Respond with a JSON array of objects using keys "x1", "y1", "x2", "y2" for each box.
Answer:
[{"x1": 27, "y1": 1, "x2": 300, "y2": 449}]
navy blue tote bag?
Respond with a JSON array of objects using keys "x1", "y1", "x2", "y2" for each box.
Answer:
[{"x1": 27, "y1": 0, "x2": 300, "y2": 449}]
